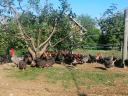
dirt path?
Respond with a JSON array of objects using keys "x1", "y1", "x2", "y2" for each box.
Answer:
[{"x1": 0, "y1": 63, "x2": 128, "y2": 96}]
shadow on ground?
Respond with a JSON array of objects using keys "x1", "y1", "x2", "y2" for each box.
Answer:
[
  {"x1": 66, "y1": 67, "x2": 87, "y2": 96},
  {"x1": 95, "y1": 67, "x2": 107, "y2": 70}
]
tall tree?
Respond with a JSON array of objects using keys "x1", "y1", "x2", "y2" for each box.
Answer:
[
  {"x1": 98, "y1": 4, "x2": 124, "y2": 50},
  {"x1": 0, "y1": 0, "x2": 75, "y2": 59},
  {"x1": 77, "y1": 15, "x2": 100, "y2": 49}
]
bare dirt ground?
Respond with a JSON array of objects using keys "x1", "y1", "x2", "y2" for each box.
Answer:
[{"x1": 0, "y1": 63, "x2": 128, "y2": 96}]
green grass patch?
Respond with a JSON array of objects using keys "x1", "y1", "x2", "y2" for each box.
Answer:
[
  {"x1": 75, "y1": 71, "x2": 126, "y2": 86},
  {"x1": 73, "y1": 49, "x2": 121, "y2": 57},
  {"x1": 44, "y1": 68, "x2": 128, "y2": 88},
  {"x1": 45, "y1": 68, "x2": 127, "y2": 89},
  {"x1": 123, "y1": 79, "x2": 128, "y2": 85},
  {"x1": 7, "y1": 66, "x2": 128, "y2": 88},
  {"x1": 7, "y1": 67, "x2": 44, "y2": 80}
]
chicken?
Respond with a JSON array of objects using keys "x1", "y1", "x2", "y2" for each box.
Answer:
[
  {"x1": 11, "y1": 56, "x2": 23, "y2": 65},
  {"x1": 10, "y1": 48, "x2": 24, "y2": 66},
  {"x1": 104, "y1": 56, "x2": 117, "y2": 68}
]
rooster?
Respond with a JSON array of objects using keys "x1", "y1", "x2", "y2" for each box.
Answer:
[{"x1": 10, "y1": 48, "x2": 23, "y2": 67}]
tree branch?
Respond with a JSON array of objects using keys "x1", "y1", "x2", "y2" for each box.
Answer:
[
  {"x1": 38, "y1": 20, "x2": 57, "y2": 49},
  {"x1": 50, "y1": 35, "x2": 69, "y2": 48},
  {"x1": 37, "y1": 29, "x2": 41, "y2": 48},
  {"x1": 28, "y1": 47, "x2": 36, "y2": 59},
  {"x1": 30, "y1": 38, "x2": 36, "y2": 51},
  {"x1": 8, "y1": 5, "x2": 36, "y2": 52},
  {"x1": 38, "y1": 42, "x2": 49, "y2": 57},
  {"x1": 18, "y1": 0, "x2": 25, "y2": 13},
  {"x1": 10, "y1": 6, "x2": 27, "y2": 41}
]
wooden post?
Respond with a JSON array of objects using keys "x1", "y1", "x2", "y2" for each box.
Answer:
[{"x1": 123, "y1": 9, "x2": 128, "y2": 67}]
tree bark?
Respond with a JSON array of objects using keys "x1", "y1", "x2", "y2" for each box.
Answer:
[
  {"x1": 37, "y1": 42, "x2": 49, "y2": 58},
  {"x1": 28, "y1": 47, "x2": 36, "y2": 59}
]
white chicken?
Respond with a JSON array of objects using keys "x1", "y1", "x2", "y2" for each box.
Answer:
[
  {"x1": 11, "y1": 56, "x2": 23, "y2": 65},
  {"x1": 10, "y1": 48, "x2": 23, "y2": 66}
]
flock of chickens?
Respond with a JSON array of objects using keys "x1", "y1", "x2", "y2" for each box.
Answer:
[
  {"x1": 11, "y1": 50, "x2": 128, "y2": 70},
  {"x1": 0, "y1": 48, "x2": 128, "y2": 70}
]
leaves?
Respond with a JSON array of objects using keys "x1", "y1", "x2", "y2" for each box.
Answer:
[
  {"x1": 0, "y1": 0, "x2": 77, "y2": 53},
  {"x1": 77, "y1": 15, "x2": 100, "y2": 49},
  {"x1": 98, "y1": 4, "x2": 124, "y2": 49}
]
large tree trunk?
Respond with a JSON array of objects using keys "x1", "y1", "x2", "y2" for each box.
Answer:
[{"x1": 28, "y1": 42, "x2": 49, "y2": 60}]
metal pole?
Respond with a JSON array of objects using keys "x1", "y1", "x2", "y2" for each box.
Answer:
[{"x1": 123, "y1": 9, "x2": 128, "y2": 67}]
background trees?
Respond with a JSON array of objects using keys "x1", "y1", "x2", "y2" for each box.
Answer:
[
  {"x1": 98, "y1": 4, "x2": 124, "y2": 50},
  {"x1": 77, "y1": 15, "x2": 100, "y2": 49},
  {"x1": 0, "y1": 1, "x2": 125, "y2": 57}
]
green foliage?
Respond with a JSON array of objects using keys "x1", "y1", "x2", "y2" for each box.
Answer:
[
  {"x1": 51, "y1": 15, "x2": 72, "y2": 50},
  {"x1": 98, "y1": 4, "x2": 124, "y2": 50},
  {"x1": 77, "y1": 15, "x2": 100, "y2": 49},
  {"x1": 73, "y1": 49, "x2": 122, "y2": 57},
  {"x1": 0, "y1": 0, "x2": 76, "y2": 52},
  {"x1": 0, "y1": 20, "x2": 27, "y2": 55},
  {"x1": 8, "y1": 67, "x2": 43, "y2": 80},
  {"x1": 15, "y1": 48, "x2": 28, "y2": 56}
]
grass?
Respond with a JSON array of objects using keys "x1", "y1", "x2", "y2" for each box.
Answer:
[
  {"x1": 73, "y1": 49, "x2": 122, "y2": 57},
  {"x1": 7, "y1": 66, "x2": 128, "y2": 89},
  {"x1": 7, "y1": 67, "x2": 44, "y2": 80}
]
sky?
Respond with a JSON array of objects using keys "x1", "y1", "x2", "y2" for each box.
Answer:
[
  {"x1": 50, "y1": 0, "x2": 128, "y2": 18},
  {"x1": 4, "y1": 0, "x2": 128, "y2": 19}
]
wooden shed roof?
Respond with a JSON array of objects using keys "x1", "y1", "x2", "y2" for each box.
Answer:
[{"x1": 69, "y1": 16, "x2": 87, "y2": 32}]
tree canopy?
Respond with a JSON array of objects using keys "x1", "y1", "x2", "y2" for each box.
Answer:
[
  {"x1": 0, "y1": 0, "x2": 84, "y2": 58},
  {"x1": 98, "y1": 4, "x2": 124, "y2": 50},
  {"x1": 77, "y1": 15, "x2": 100, "y2": 49},
  {"x1": 0, "y1": 1, "x2": 125, "y2": 57}
]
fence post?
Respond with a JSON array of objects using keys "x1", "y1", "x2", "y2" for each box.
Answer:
[{"x1": 123, "y1": 9, "x2": 128, "y2": 67}]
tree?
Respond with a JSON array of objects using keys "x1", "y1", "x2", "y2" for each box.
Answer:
[
  {"x1": 0, "y1": 16, "x2": 26, "y2": 55},
  {"x1": 77, "y1": 15, "x2": 100, "y2": 49},
  {"x1": 98, "y1": 4, "x2": 124, "y2": 50},
  {"x1": 0, "y1": 0, "x2": 75, "y2": 60}
]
